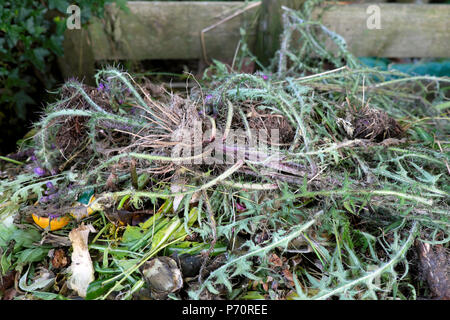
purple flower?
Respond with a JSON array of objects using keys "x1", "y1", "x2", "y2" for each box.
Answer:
[
  {"x1": 30, "y1": 155, "x2": 37, "y2": 162},
  {"x1": 34, "y1": 167, "x2": 46, "y2": 177},
  {"x1": 40, "y1": 196, "x2": 49, "y2": 203},
  {"x1": 48, "y1": 213, "x2": 60, "y2": 219},
  {"x1": 262, "y1": 74, "x2": 269, "y2": 81},
  {"x1": 50, "y1": 168, "x2": 58, "y2": 176},
  {"x1": 97, "y1": 83, "x2": 104, "y2": 92},
  {"x1": 205, "y1": 94, "x2": 213, "y2": 102},
  {"x1": 48, "y1": 193, "x2": 58, "y2": 201},
  {"x1": 236, "y1": 202, "x2": 246, "y2": 212},
  {"x1": 46, "y1": 182, "x2": 55, "y2": 190},
  {"x1": 119, "y1": 99, "x2": 124, "y2": 104}
]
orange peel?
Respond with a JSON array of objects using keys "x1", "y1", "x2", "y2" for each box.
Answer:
[{"x1": 32, "y1": 213, "x2": 71, "y2": 231}]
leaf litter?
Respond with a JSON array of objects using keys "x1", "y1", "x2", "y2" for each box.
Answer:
[{"x1": 0, "y1": 1, "x2": 449, "y2": 300}]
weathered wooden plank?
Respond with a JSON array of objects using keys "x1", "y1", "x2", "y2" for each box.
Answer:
[
  {"x1": 59, "y1": 1, "x2": 450, "y2": 81},
  {"x1": 88, "y1": 1, "x2": 259, "y2": 61},
  {"x1": 58, "y1": 27, "x2": 96, "y2": 82},
  {"x1": 313, "y1": 3, "x2": 450, "y2": 57},
  {"x1": 256, "y1": 0, "x2": 283, "y2": 67},
  {"x1": 255, "y1": 0, "x2": 305, "y2": 66},
  {"x1": 60, "y1": 1, "x2": 260, "y2": 81}
]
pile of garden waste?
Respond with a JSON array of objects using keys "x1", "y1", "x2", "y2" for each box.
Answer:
[{"x1": 0, "y1": 5, "x2": 449, "y2": 300}]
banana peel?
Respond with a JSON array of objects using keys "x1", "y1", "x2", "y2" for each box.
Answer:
[{"x1": 67, "y1": 224, "x2": 96, "y2": 298}]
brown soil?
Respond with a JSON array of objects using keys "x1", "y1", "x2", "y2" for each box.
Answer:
[
  {"x1": 352, "y1": 107, "x2": 403, "y2": 142},
  {"x1": 54, "y1": 115, "x2": 88, "y2": 156},
  {"x1": 247, "y1": 111, "x2": 295, "y2": 145},
  {"x1": 54, "y1": 84, "x2": 112, "y2": 159}
]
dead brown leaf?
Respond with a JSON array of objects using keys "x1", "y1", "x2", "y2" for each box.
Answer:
[
  {"x1": 269, "y1": 253, "x2": 283, "y2": 268},
  {"x1": 51, "y1": 249, "x2": 69, "y2": 269}
]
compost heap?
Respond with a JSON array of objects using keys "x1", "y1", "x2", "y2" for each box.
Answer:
[{"x1": 0, "y1": 6, "x2": 449, "y2": 300}]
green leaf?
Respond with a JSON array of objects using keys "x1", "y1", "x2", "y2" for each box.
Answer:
[
  {"x1": 1, "y1": 252, "x2": 12, "y2": 275},
  {"x1": 414, "y1": 127, "x2": 434, "y2": 144},
  {"x1": 13, "y1": 90, "x2": 34, "y2": 120},
  {"x1": 165, "y1": 241, "x2": 227, "y2": 257},
  {"x1": 433, "y1": 101, "x2": 450, "y2": 112},
  {"x1": 16, "y1": 247, "x2": 49, "y2": 265},
  {"x1": 25, "y1": 17, "x2": 35, "y2": 34},
  {"x1": 0, "y1": 223, "x2": 16, "y2": 248},
  {"x1": 150, "y1": 217, "x2": 182, "y2": 251},
  {"x1": 46, "y1": 34, "x2": 64, "y2": 56},
  {"x1": 343, "y1": 201, "x2": 354, "y2": 214},
  {"x1": 48, "y1": 0, "x2": 71, "y2": 13},
  {"x1": 115, "y1": 258, "x2": 140, "y2": 272},
  {"x1": 19, "y1": 265, "x2": 55, "y2": 292},
  {"x1": 122, "y1": 226, "x2": 145, "y2": 244},
  {"x1": 115, "y1": 0, "x2": 130, "y2": 13},
  {"x1": 6, "y1": 27, "x2": 20, "y2": 48},
  {"x1": 240, "y1": 291, "x2": 266, "y2": 300},
  {"x1": 385, "y1": 219, "x2": 404, "y2": 233},
  {"x1": 12, "y1": 228, "x2": 41, "y2": 251},
  {"x1": 32, "y1": 47, "x2": 50, "y2": 71},
  {"x1": 85, "y1": 279, "x2": 115, "y2": 300},
  {"x1": 30, "y1": 291, "x2": 69, "y2": 300}
]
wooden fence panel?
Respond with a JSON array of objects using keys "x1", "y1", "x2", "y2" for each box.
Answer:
[
  {"x1": 59, "y1": 1, "x2": 260, "y2": 80},
  {"x1": 315, "y1": 3, "x2": 450, "y2": 58},
  {"x1": 58, "y1": 1, "x2": 450, "y2": 80}
]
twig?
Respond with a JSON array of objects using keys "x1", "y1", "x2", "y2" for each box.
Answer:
[
  {"x1": 223, "y1": 100, "x2": 234, "y2": 141},
  {"x1": 58, "y1": 138, "x2": 90, "y2": 172},
  {"x1": 198, "y1": 190, "x2": 217, "y2": 285},
  {"x1": 0, "y1": 156, "x2": 24, "y2": 166},
  {"x1": 201, "y1": 1, "x2": 261, "y2": 63},
  {"x1": 372, "y1": 76, "x2": 450, "y2": 89},
  {"x1": 274, "y1": 66, "x2": 349, "y2": 86},
  {"x1": 435, "y1": 140, "x2": 450, "y2": 176}
]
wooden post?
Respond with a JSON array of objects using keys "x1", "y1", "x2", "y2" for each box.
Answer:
[
  {"x1": 58, "y1": 27, "x2": 96, "y2": 85},
  {"x1": 256, "y1": 0, "x2": 282, "y2": 67},
  {"x1": 255, "y1": 0, "x2": 305, "y2": 67}
]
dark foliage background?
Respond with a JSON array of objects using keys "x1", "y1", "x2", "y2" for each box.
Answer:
[{"x1": 0, "y1": 0, "x2": 126, "y2": 155}]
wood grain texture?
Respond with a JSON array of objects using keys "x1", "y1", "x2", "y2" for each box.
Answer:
[
  {"x1": 58, "y1": 27, "x2": 96, "y2": 82},
  {"x1": 314, "y1": 3, "x2": 450, "y2": 57},
  {"x1": 89, "y1": 1, "x2": 259, "y2": 61},
  {"x1": 59, "y1": 1, "x2": 450, "y2": 80},
  {"x1": 256, "y1": 0, "x2": 283, "y2": 66}
]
